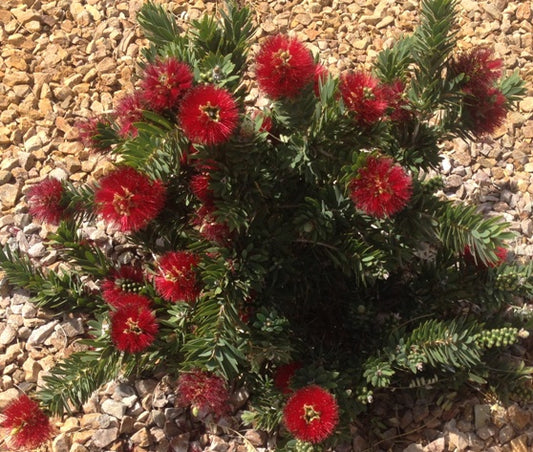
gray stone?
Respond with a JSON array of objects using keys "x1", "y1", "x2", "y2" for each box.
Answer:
[
  {"x1": 521, "y1": 219, "x2": 533, "y2": 236},
  {"x1": 114, "y1": 382, "x2": 136, "y2": 398},
  {"x1": 101, "y1": 399, "x2": 126, "y2": 419},
  {"x1": 97, "y1": 413, "x2": 117, "y2": 428},
  {"x1": 230, "y1": 386, "x2": 249, "y2": 410},
  {"x1": 119, "y1": 415, "x2": 135, "y2": 435},
  {"x1": 474, "y1": 404, "x2": 492, "y2": 430},
  {"x1": 131, "y1": 427, "x2": 151, "y2": 447},
  {"x1": 12, "y1": 290, "x2": 31, "y2": 305},
  {"x1": 18, "y1": 151, "x2": 37, "y2": 170},
  {"x1": 476, "y1": 424, "x2": 497, "y2": 440},
  {"x1": 135, "y1": 379, "x2": 157, "y2": 397},
  {"x1": 51, "y1": 433, "x2": 71, "y2": 452},
  {"x1": 0, "y1": 170, "x2": 13, "y2": 185},
  {"x1": 244, "y1": 430, "x2": 267, "y2": 447},
  {"x1": 208, "y1": 435, "x2": 229, "y2": 451},
  {"x1": 423, "y1": 437, "x2": 445, "y2": 452},
  {"x1": 499, "y1": 424, "x2": 515, "y2": 444},
  {"x1": 447, "y1": 428, "x2": 468, "y2": 451},
  {"x1": 91, "y1": 427, "x2": 119, "y2": 449},
  {"x1": 508, "y1": 404, "x2": 531, "y2": 431},
  {"x1": 27, "y1": 320, "x2": 59, "y2": 345},
  {"x1": 151, "y1": 409, "x2": 166, "y2": 428},
  {"x1": 57, "y1": 318, "x2": 85, "y2": 337},
  {"x1": 169, "y1": 433, "x2": 189, "y2": 452},
  {"x1": 403, "y1": 445, "x2": 424, "y2": 452}
]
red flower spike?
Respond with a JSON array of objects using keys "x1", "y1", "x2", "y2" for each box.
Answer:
[
  {"x1": 255, "y1": 34, "x2": 315, "y2": 99},
  {"x1": 193, "y1": 204, "x2": 232, "y2": 246},
  {"x1": 190, "y1": 173, "x2": 214, "y2": 204},
  {"x1": 154, "y1": 251, "x2": 202, "y2": 303},
  {"x1": 383, "y1": 80, "x2": 413, "y2": 123},
  {"x1": 110, "y1": 298, "x2": 158, "y2": 353},
  {"x1": 464, "y1": 245, "x2": 508, "y2": 268},
  {"x1": 251, "y1": 109, "x2": 273, "y2": 134},
  {"x1": 115, "y1": 92, "x2": 144, "y2": 138},
  {"x1": 104, "y1": 290, "x2": 152, "y2": 312},
  {"x1": 463, "y1": 86, "x2": 507, "y2": 136},
  {"x1": 349, "y1": 156, "x2": 412, "y2": 218},
  {"x1": 283, "y1": 385, "x2": 339, "y2": 444},
  {"x1": 178, "y1": 85, "x2": 239, "y2": 145},
  {"x1": 76, "y1": 116, "x2": 111, "y2": 152},
  {"x1": 94, "y1": 167, "x2": 166, "y2": 232},
  {"x1": 340, "y1": 71, "x2": 388, "y2": 126},
  {"x1": 177, "y1": 370, "x2": 230, "y2": 417},
  {"x1": 493, "y1": 246, "x2": 509, "y2": 267},
  {"x1": 450, "y1": 47, "x2": 503, "y2": 90},
  {"x1": 274, "y1": 362, "x2": 303, "y2": 394},
  {"x1": 0, "y1": 394, "x2": 52, "y2": 450},
  {"x1": 101, "y1": 265, "x2": 145, "y2": 307},
  {"x1": 141, "y1": 57, "x2": 193, "y2": 111},
  {"x1": 27, "y1": 178, "x2": 66, "y2": 225}
]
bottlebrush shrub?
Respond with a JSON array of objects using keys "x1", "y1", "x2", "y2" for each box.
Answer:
[{"x1": 1, "y1": 0, "x2": 532, "y2": 450}]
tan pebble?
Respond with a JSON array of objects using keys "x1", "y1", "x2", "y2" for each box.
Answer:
[
  {"x1": 516, "y1": 2, "x2": 532, "y2": 20},
  {"x1": 520, "y1": 97, "x2": 533, "y2": 113},
  {"x1": 25, "y1": 20, "x2": 41, "y2": 32}
]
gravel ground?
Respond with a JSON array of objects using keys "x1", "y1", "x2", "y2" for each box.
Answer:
[{"x1": 0, "y1": 0, "x2": 532, "y2": 451}]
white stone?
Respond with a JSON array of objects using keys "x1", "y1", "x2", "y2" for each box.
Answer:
[
  {"x1": 27, "y1": 320, "x2": 59, "y2": 345},
  {"x1": 27, "y1": 241, "x2": 46, "y2": 258},
  {"x1": 0, "y1": 324, "x2": 17, "y2": 345}
]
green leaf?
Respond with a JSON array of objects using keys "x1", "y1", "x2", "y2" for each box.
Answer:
[{"x1": 137, "y1": 1, "x2": 182, "y2": 47}]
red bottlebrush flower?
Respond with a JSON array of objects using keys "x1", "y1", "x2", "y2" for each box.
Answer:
[
  {"x1": 141, "y1": 57, "x2": 193, "y2": 111},
  {"x1": 0, "y1": 394, "x2": 52, "y2": 450},
  {"x1": 76, "y1": 116, "x2": 111, "y2": 152},
  {"x1": 115, "y1": 92, "x2": 144, "y2": 138},
  {"x1": 110, "y1": 297, "x2": 158, "y2": 353},
  {"x1": 463, "y1": 86, "x2": 507, "y2": 136},
  {"x1": 177, "y1": 370, "x2": 230, "y2": 417},
  {"x1": 193, "y1": 205, "x2": 232, "y2": 245},
  {"x1": 283, "y1": 385, "x2": 339, "y2": 444},
  {"x1": 154, "y1": 251, "x2": 201, "y2": 303},
  {"x1": 178, "y1": 85, "x2": 239, "y2": 145},
  {"x1": 101, "y1": 265, "x2": 145, "y2": 307},
  {"x1": 108, "y1": 292, "x2": 152, "y2": 310},
  {"x1": 190, "y1": 172, "x2": 213, "y2": 203},
  {"x1": 492, "y1": 246, "x2": 509, "y2": 267},
  {"x1": 94, "y1": 166, "x2": 166, "y2": 232},
  {"x1": 180, "y1": 144, "x2": 200, "y2": 167},
  {"x1": 340, "y1": 71, "x2": 388, "y2": 126},
  {"x1": 250, "y1": 109, "x2": 273, "y2": 134},
  {"x1": 274, "y1": 362, "x2": 302, "y2": 394},
  {"x1": 255, "y1": 34, "x2": 315, "y2": 99},
  {"x1": 313, "y1": 64, "x2": 328, "y2": 97},
  {"x1": 383, "y1": 80, "x2": 412, "y2": 123},
  {"x1": 450, "y1": 47, "x2": 503, "y2": 89},
  {"x1": 27, "y1": 178, "x2": 66, "y2": 225},
  {"x1": 349, "y1": 156, "x2": 412, "y2": 218},
  {"x1": 464, "y1": 245, "x2": 508, "y2": 268}
]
